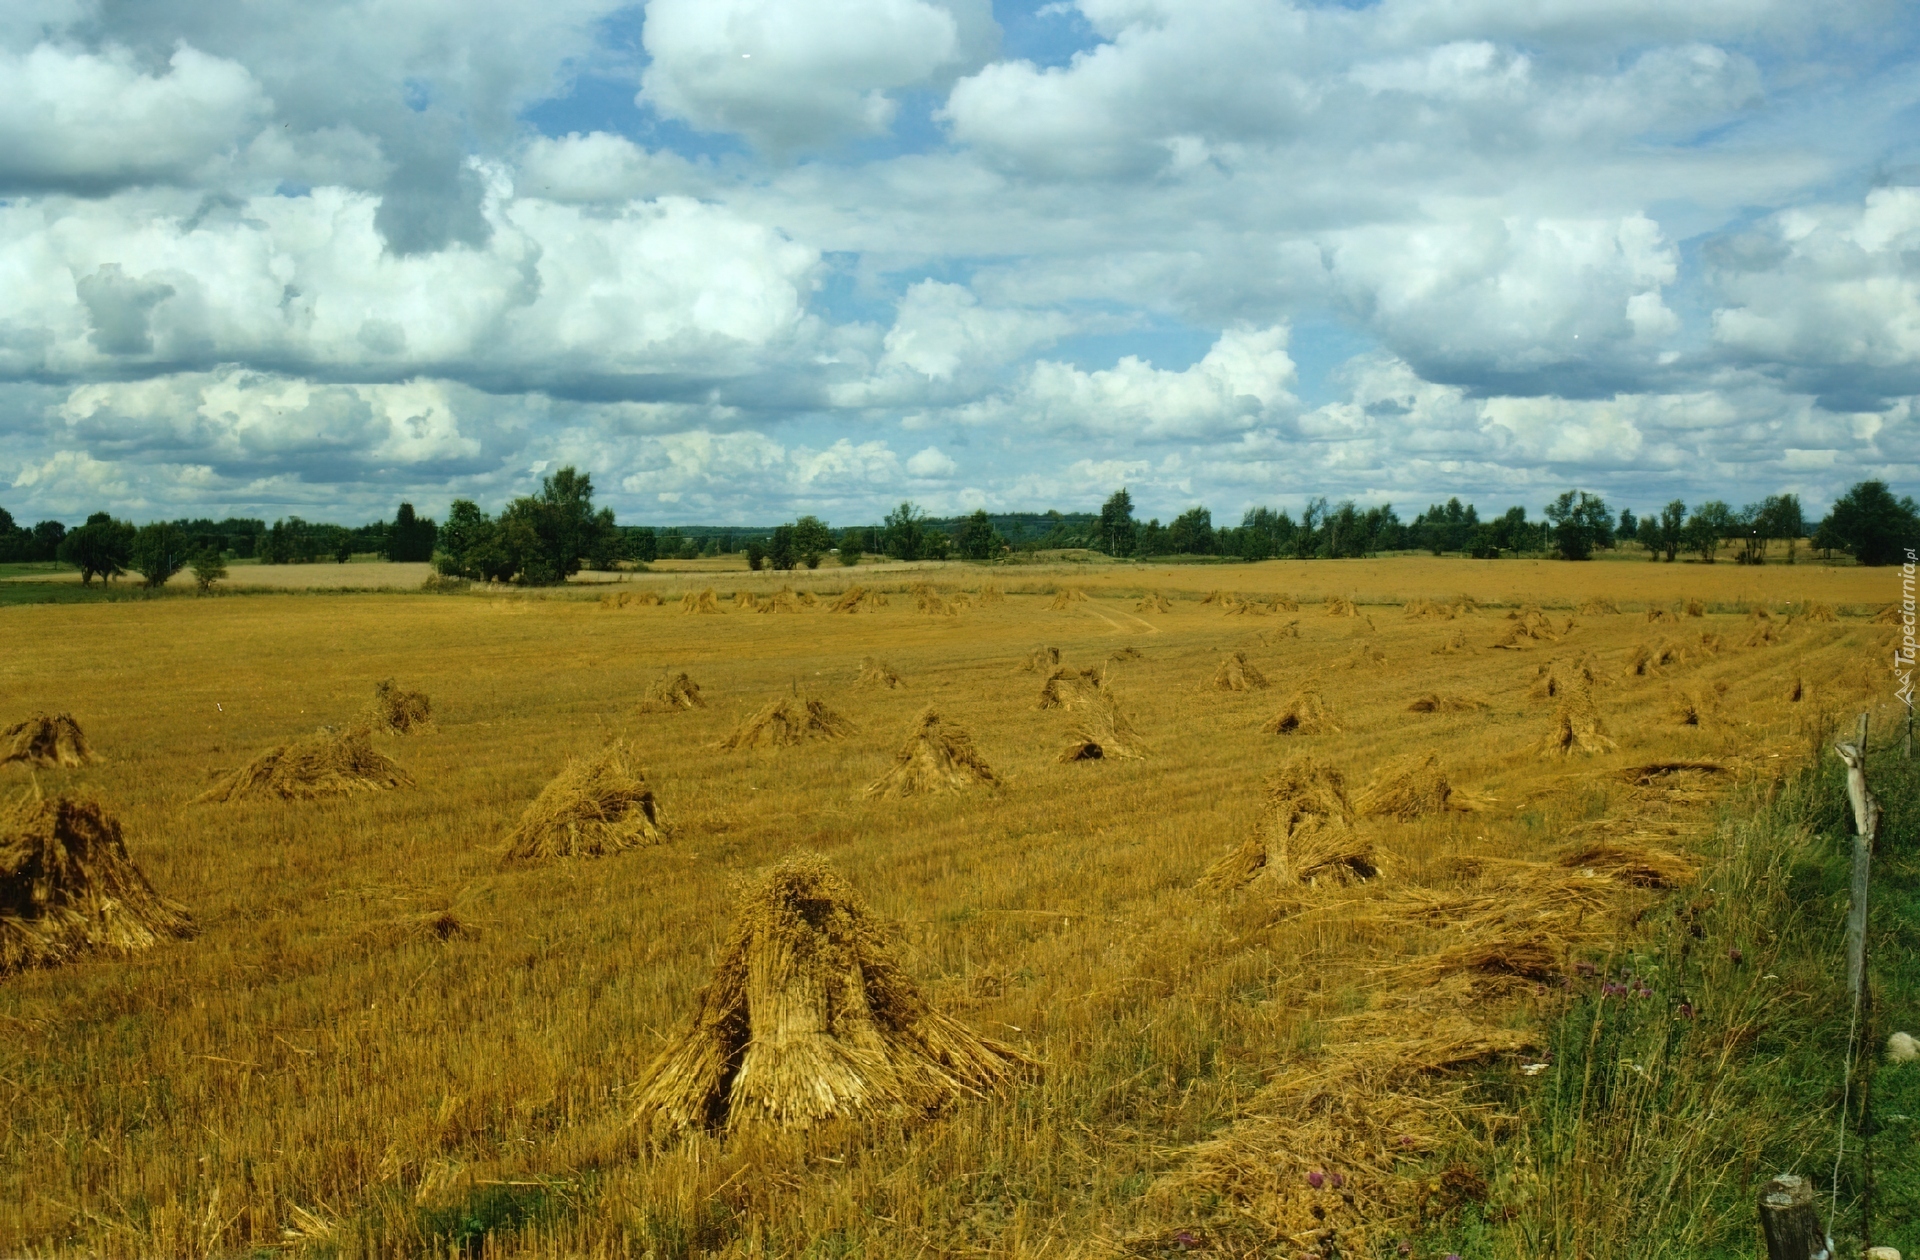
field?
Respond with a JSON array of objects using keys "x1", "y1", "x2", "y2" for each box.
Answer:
[{"x1": 0, "y1": 559, "x2": 1907, "y2": 1258}]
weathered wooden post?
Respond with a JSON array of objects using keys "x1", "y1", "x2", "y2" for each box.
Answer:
[{"x1": 1758, "y1": 1174, "x2": 1830, "y2": 1259}]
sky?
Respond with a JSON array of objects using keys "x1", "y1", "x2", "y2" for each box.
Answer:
[{"x1": 1, "y1": 0, "x2": 1918, "y2": 528}]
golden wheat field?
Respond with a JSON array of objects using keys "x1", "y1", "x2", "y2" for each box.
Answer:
[{"x1": 0, "y1": 559, "x2": 1903, "y2": 1258}]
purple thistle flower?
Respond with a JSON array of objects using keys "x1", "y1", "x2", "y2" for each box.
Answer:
[
  {"x1": 1330, "y1": 1172, "x2": 1345, "y2": 1189},
  {"x1": 1678, "y1": 1001, "x2": 1696, "y2": 1020},
  {"x1": 1307, "y1": 1170, "x2": 1325, "y2": 1189}
]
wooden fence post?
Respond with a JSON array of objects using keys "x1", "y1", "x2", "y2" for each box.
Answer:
[{"x1": 1758, "y1": 1174, "x2": 1831, "y2": 1259}]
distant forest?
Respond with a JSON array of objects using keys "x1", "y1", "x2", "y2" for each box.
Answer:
[{"x1": 4, "y1": 474, "x2": 1916, "y2": 588}]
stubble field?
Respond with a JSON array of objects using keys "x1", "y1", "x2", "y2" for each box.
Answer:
[{"x1": 0, "y1": 558, "x2": 1900, "y2": 1257}]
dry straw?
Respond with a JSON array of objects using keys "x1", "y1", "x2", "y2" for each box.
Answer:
[
  {"x1": 855, "y1": 657, "x2": 904, "y2": 689},
  {"x1": 1646, "y1": 607, "x2": 1678, "y2": 624},
  {"x1": 1684, "y1": 598, "x2": 1705, "y2": 617},
  {"x1": 1211, "y1": 651, "x2": 1269, "y2": 692},
  {"x1": 1403, "y1": 598, "x2": 1456, "y2": 620},
  {"x1": 912, "y1": 583, "x2": 954, "y2": 616},
  {"x1": 1048, "y1": 587, "x2": 1088, "y2": 610},
  {"x1": 733, "y1": 591, "x2": 759, "y2": 611},
  {"x1": 828, "y1": 585, "x2": 886, "y2": 613},
  {"x1": 195, "y1": 727, "x2": 412, "y2": 802},
  {"x1": 1325, "y1": 595, "x2": 1358, "y2": 617},
  {"x1": 1200, "y1": 757, "x2": 1376, "y2": 892},
  {"x1": 1261, "y1": 685, "x2": 1339, "y2": 735},
  {"x1": 599, "y1": 589, "x2": 662, "y2": 609},
  {"x1": 1624, "y1": 639, "x2": 1686, "y2": 677},
  {"x1": 1804, "y1": 601, "x2": 1837, "y2": 622},
  {"x1": 1037, "y1": 666, "x2": 1106, "y2": 710},
  {"x1": 2, "y1": 714, "x2": 95, "y2": 769},
  {"x1": 681, "y1": 588, "x2": 722, "y2": 614},
  {"x1": 1137, "y1": 592, "x2": 1172, "y2": 613},
  {"x1": 1, "y1": 792, "x2": 195, "y2": 975},
  {"x1": 865, "y1": 710, "x2": 999, "y2": 798},
  {"x1": 503, "y1": 740, "x2": 667, "y2": 862},
  {"x1": 1666, "y1": 685, "x2": 1724, "y2": 727},
  {"x1": 366, "y1": 679, "x2": 432, "y2": 735},
  {"x1": 639, "y1": 671, "x2": 706, "y2": 713},
  {"x1": 760, "y1": 587, "x2": 805, "y2": 614},
  {"x1": 720, "y1": 696, "x2": 855, "y2": 750},
  {"x1": 1530, "y1": 657, "x2": 1599, "y2": 701},
  {"x1": 630, "y1": 853, "x2": 1027, "y2": 1133},
  {"x1": 1355, "y1": 752, "x2": 1477, "y2": 819},
  {"x1": 1432, "y1": 629, "x2": 1470, "y2": 655},
  {"x1": 1576, "y1": 598, "x2": 1620, "y2": 615},
  {"x1": 1492, "y1": 607, "x2": 1561, "y2": 649},
  {"x1": 1019, "y1": 645, "x2": 1063, "y2": 673},
  {"x1": 1539, "y1": 690, "x2": 1616, "y2": 757},
  {"x1": 1058, "y1": 696, "x2": 1149, "y2": 762}
]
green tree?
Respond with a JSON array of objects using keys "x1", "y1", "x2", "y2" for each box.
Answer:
[
  {"x1": 1616, "y1": 508, "x2": 1637, "y2": 541},
  {"x1": 883, "y1": 502, "x2": 926, "y2": 561},
  {"x1": 1654, "y1": 500, "x2": 1686, "y2": 562},
  {"x1": 1820, "y1": 480, "x2": 1919, "y2": 566},
  {"x1": 1544, "y1": 490, "x2": 1612, "y2": 560},
  {"x1": 129, "y1": 522, "x2": 191, "y2": 588},
  {"x1": 791, "y1": 516, "x2": 834, "y2": 569},
  {"x1": 768, "y1": 526, "x2": 797, "y2": 571},
  {"x1": 837, "y1": 527, "x2": 866, "y2": 565},
  {"x1": 629, "y1": 528, "x2": 658, "y2": 564},
  {"x1": 1684, "y1": 500, "x2": 1736, "y2": 563},
  {"x1": 745, "y1": 539, "x2": 768, "y2": 571},
  {"x1": 385, "y1": 503, "x2": 437, "y2": 562},
  {"x1": 189, "y1": 547, "x2": 228, "y2": 593},
  {"x1": 57, "y1": 512, "x2": 133, "y2": 584},
  {"x1": 1098, "y1": 489, "x2": 1137, "y2": 556},
  {"x1": 954, "y1": 509, "x2": 998, "y2": 560},
  {"x1": 329, "y1": 526, "x2": 354, "y2": 563},
  {"x1": 1167, "y1": 507, "x2": 1213, "y2": 555},
  {"x1": 31, "y1": 519, "x2": 67, "y2": 562}
]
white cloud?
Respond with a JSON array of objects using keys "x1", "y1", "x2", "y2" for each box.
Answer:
[
  {"x1": 639, "y1": 0, "x2": 994, "y2": 149},
  {"x1": 905, "y1": 445, "x2": 958, "y2": 477},
  {"x1": 0, "y1": 43, "x2": 269, "y2": 192}
]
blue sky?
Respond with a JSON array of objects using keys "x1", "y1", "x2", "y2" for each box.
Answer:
[{"x1": 1, "y1": 0, "x2": 1918, "y2": 527}]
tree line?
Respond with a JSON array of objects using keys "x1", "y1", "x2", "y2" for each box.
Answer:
[{"x1": 5, "y1": 475, "x2": 1914, "y2": 589}]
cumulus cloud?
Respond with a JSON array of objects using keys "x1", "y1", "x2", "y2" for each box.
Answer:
[
  {"x1": 640, "y1": 0, "x2": 995, "y2": 149},
  {"x1": 0, "y1": 42, "x2": 269, "y2": 193}
]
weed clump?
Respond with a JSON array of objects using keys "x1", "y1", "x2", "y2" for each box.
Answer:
[
  {"x1": 196, "y1": 727, "x2": 412, "y2": 802},
  {"x1": 631, "y1": 854, "x2": 1027, "y2": 1133},
  {"x1": 865, "y1": 710, "x2": 999, "y2": 798},
  {"x1": 1, "y1": 793, "x2": 195, "y2": 974},
  {"x1": 2, "y1": 714, "x2": 95, "y2": 769},
  {"x1": 503, "y1": 741, "x2": 667, "y2": 862}
]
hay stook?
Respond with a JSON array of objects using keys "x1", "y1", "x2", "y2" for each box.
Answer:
[
  {"x1": 1201, "y1": 757, "x2": 1376, "y2": 892},
  {"x1": 2, "y1": 792, "x2": 194, "y2": 974},
  {"x1": 366, "y1": 679, "x2": 433, "y2": 734},
  {"x1": 1212, "y1": 652, "x2": 1270, "y2": 692},
  {"x1": 682, "y1": 589, "x2": 723, "y2": 614},
  {"x1": 1356, "y1": 752, "x2": 1476, "y2": 819},
  {"x1": 1057, "y1": 697, "x2": 1149, "y2": 763},
  {"x1": 865, "y1": 710, "x2": 999, "y2": 798},
  {"x1": 1037, "y1": 666, "x2": 1106, "y2": 710},
  {"x1": 1261, "y1": 686, "x2": 1338, "y2": 736},
  {"x1": 855, "y1": 657, "x2": 904, "y2": 689},
  {"x1": 2, "y1": 714, "x2": 96, "y2": 769},
  {"x1": 503, "y1": 740, "x2": 667, "y2": 862},
  {"x1": 196, "y1": 727, "x2": 412, "y2": 802},
  {"x1": 631, "y1": 854, "x2": 1027, "y2": 1133},
  {"x1": 720, "y1": 696, "x2": 855, "y2": 750},
  {"x1": 639, "y1": 672, "x2": 706, "y2": 713}
]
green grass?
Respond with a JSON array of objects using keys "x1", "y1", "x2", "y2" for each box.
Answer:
[{"x1": 1432, "y1": 734, "x2": 1920, "y2": 1258}]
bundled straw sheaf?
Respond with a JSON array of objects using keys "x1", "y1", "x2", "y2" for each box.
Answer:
[
  {"x1": 195, "y1": 727, "x2": 412, "y2": 802},
  {"x1": 1048, "y1": 587, "x2": 1088, "y2": 610},
  {"x1": 1407, "y1": 692, "x2": 1489, "y2": 713},
  {"x1": 2, "y1": 714, "x2": 96, "y2": 769},
  {"x1": 855, "y1": 657, "x2": 904, "y2": 689},
  {"x1": 2, "y1": 793, "x2": 194, "y2": 974},
  {"x1": 828, "y1": 586, "x2": 886, "y2": 613},
  {"x1": 1325, "y1": 596, "x2": 1358, "y2": 617},
  {"x1": 631, "y1": 854, "x2": 1028, "y2": 1133},
  {"x1": 1200, "y1": 757, "x2": 1376, "y2": 892},
  {"x1": 366, "y1": 679, "x2": 432, "y2": 734},
  {"x1": 1058, "y1": 696, "x2": 1149, "y2": 762},
  {"x1": 681, "y1": 589, "x2": 723, "y2": 614},
  {"x1": 1037, "y1": 666, "x2": 1106, "y2": 710},
  {"x1": 1261, "y1": 685, "x2": 1339, "y2": 735},
  {"x1": 1020, "y1": 645, "x2": 1063, "y2": 673},
  {"x1": 720, "y1": 697, "x2": 855, "y2": 750},
  {"x1": 1530, "y1": 656, "x2": 1599, "y2": 701},
  {"x1": 503, "y1": 741, "x2": 667, "y2": 862},
  {"x1": 1539, "y1": 690, "x2": 1616, "y2": 757},
  {"x1": 1137, "y1": 592, "x2": 1172, "y2": 613},
  {"x1": 639, "y1": 672, "x2": 705, "y2": 713},
  {"x1": 1211, "y1": 651, "x2": 1269, "y2": 692},
  {"x1": 1624, "y1": 639, "x2": 1687, "y2": 677},
  {"x1": 1356, "y1": 752, "x2": 1477, "y2": 819},
  {"x1": 759, "y1": 587, "x2": 805, "y2": 614},
  {"x1": 1432, "y1": 629, "x2": 1471, "y2": 655},
  {"x1": 865, "y1": 710, "x2": 999, "y2": 798},
  {"x1": 599, "y1": 589, "x2": 662, "y2": 609}
]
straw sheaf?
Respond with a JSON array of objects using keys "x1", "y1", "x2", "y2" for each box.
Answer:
[
  {"x1": 1261, "y1": 686, "x2": 1339, "y2": 736},
  {"x1": 1623, "y1": 639, "x2": 1687, "y2": 677},
  {"x1": 1407, "y1": 692, "x2": 1489, "y2": 713},
  {"x1": 1136, "y1": 592, "x2": 1172, "y2": 613},
  {"x1": 855, "y1": 657, "x2": 904, "y2": 689},
  {"x1": 828, "y1": 586, "x2": 886, "y2": 613},
  {"x1": 1058, "y1": 696, "x2": 1149, "y2": 763},
  {"x1": 681, "y1": 588, "x2": 723, "y2": 614},
  {"x1": 1048, "y1": 587, "x2": 1089, "y2": 610},
  {"x1": 502, "y1": 741, "x2": 667, "y2": 863},
  {"x1": 1355, "y1": 752, "x2": 1477, "y2": 819},
  {"x1": 631, "y1": 854, "x2": 1028, "y2": 1133},
  {"x1": 865, "y1": 710, "x2": 999, "y2": 798},
  {"x1": 1403, "y1": 598, "x2": 1457, "y2": 620},
  {"x1": 1019, "y1": 645, "x2": 1063, "y2": 673},
  {"x1": 1538, "y1": 691, "x2": 1615, "y2": 757},
  {"x1": 733, "y1": 591, "x2": 759, "y2": 612},
  {"x1": 195, "y1": 727, "x2": 412, "y2": 802},
  {"x1": 1200, "y1": 758, "x2": 1375, "y2": 892},
  {"x1": 912, "y1": 583, "x2": 955, "y2": 616},
  {"x1": 1575, "y1": 598, "x2": 1620, "y2": 615},
  {"x1": 366, "y1": 679, "x2": 433, "y2": 735},
  {"x1": 719, "y1": 697, "x2": 855, "y2": 750},
  {"x1": 2, "y1": 714, "x2": 96, "y2": 769},
  {"x1": 1325, "y1": 596, "x2": 1358, "y2": 617},
  {"x1": 638, "y1": 672, "x2": 706, "y2": 713},
  {"x1": 599, "y1": 589, "x2": 662, "y2": 609},
  {"x1": 2, "y1": 793, "x2": 195, "y2": 974},
  {"x1": 1211, "y1": 652, "x2": 1269, "y2": 692},
  {"x1": 1431, "y1": 629, "x2": 1471, "y2": 655},
  {"x1": 1529, "y1": 657, "x2": 1599, "y2": 701},
  {"x1": 1037, "y1": 666, "x2": 1105, "y2": 711}
]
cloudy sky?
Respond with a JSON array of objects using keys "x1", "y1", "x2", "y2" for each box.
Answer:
[{"x1": 1, "y1": 0, "x2": 1917, "y2": 528}]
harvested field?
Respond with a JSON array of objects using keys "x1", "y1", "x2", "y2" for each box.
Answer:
[
  {"x1": 0, "y1": 556, "x2": 1888, "y2": 1258},
  {"x1": 1057, "y1": 696, "x2": 1149, "y2": 762},
  {"x1": 1261, "y1": 684, "x2": 1339, "y2": 735},
  {"x1": 1036, "y1": 665, "x2": 1106, "y2": 710},
  {"x1": 638, "y1": 671, "x2": 705, "y2": 712},
  {"x1": 719, "y1": 696, "x2": 855, "y2": 750},
  {"x1": 502, "y1": 740, "x2": 667, "y2": 861},
  {"x1": 855, "y1": 656, "x2": 904, "y2": 689},
  {"x1": 2, "y1": 713, "x2": 95, "y2": 768}
]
